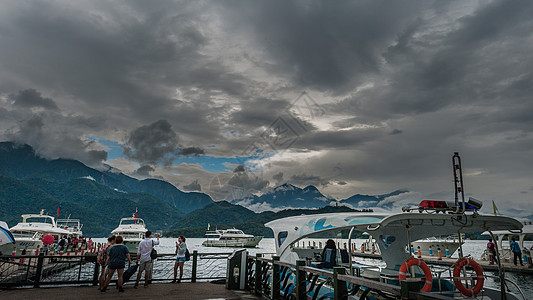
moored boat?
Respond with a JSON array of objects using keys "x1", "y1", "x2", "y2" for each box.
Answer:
[
  {"x1": 111, "y1": 217, "x2": 147, "y2": 252},
  {"x1": 202, "y1": 228, "x2": 262, "y2": 247}
]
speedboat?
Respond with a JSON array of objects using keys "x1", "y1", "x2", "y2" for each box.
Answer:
[
  {"x1": 111, "y1": 217, "x2": 147, "y2": 252},
  {"x1": 0, "y1": 212, "x2": 71, "y2": 255},
  {"x1": 266, "y1": 200, "x2": 525, "y2": 299},
  {"x1": 202, "y1": 228, "x2": 262, "y2": 247},
  {"x1": 56, "y1": 219, "x2": 83, "y2": 238}
]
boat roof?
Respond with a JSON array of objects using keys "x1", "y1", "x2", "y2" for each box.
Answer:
[{"x1": 267, "y1": 211, "x2": 523, "y2": 267}]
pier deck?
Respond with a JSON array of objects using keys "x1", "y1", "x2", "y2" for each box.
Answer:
[{"x1": 0, "y1": 282, "x2": 261, "y2": 300}]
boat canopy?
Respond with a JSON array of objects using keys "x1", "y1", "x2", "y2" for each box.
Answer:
[{"x1": 267, "y1": 212, "x2": 523, "y2": 268}]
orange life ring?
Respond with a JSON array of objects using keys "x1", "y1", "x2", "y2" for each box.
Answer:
[
  {"x1": 453, "y1": 257, "x2": 484, "y2": 297},
  {"x1": 398, "y1": 257, "x2": 433, "y2": 292}
]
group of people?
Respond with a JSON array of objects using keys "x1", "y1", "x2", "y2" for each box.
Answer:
[
  {"x1": 487, "y1": 237, "x2": 527, "y2": 266},
  {"x1": 56, "y1": 236, "x2": 93, "y2": 251},
  {"x1": 97, "y1": 231, "x2": 188, "y2": 292}
]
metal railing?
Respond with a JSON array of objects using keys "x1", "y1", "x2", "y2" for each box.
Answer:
[
  {"x1": 245, "y1": 255, "x2": 450, "y2": 300},
  {"x1": 0, "y1": 251, "x2": 231, "y2": 289}
]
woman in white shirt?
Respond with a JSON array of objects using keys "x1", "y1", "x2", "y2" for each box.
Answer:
[{"x1": 173, "y1": 235, "x2": 187, "y2": 283}]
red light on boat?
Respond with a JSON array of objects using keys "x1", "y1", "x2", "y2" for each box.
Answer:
[{"x1": 419, "y1": 200, "x2": 448, "y2": 209}]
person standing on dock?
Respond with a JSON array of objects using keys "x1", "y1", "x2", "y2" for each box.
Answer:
[
  {"x1": 101, "y1": 236, "x2": 131, "y2": 292},
  {"x1": 173, "y1": 235, "x2": 187, "y2": 283},
  {"x1": 487, "y1": 238, "x2": 496, "y2": 265},
  {"x1": 135, "y1": 230, "x2": 160, "y2": 288},
  {"x1": 98, "y1": 235, "x2": 116, "y2": 291},
  {"x1": 510, "y1": 237, "x2": 524, "y2": 266}
]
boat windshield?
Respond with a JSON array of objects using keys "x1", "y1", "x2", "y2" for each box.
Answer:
[
  {"x1": 120, "y1": 219, "x2": 144, "y2": 226},
  {"x1": 24, "y1": 217, "x2": 54, "y2": 224}
]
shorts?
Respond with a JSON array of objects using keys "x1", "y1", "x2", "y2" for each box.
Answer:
[
  {"x1": 108, "y1": 261, "x2": 125, "y2": 270},
  {"x1": 176, "y1": 256, "x2": 186, "y2": 263},
  {"x1": 139, "y1": 260, "x2": 153, "y2": 273}
]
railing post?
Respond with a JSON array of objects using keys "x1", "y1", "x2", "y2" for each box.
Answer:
[
  {"x1": 92, "y1": 261, "x2": 100, "y2": 286},
  {"x1": 191, "y1": 250, "x2": 198, "y2": 283},
  {"x1": 400, "y1": 280, "x2": 420, "y2": 300},
  {"x1": 271, "y1": 256, "x2": 281, "y2": 300},
  {"x1": 295, "y1": 260, "x2": 307, "y2": 300},
  {"x1": 255, "y1": 253, "x2": 262, "y2": 296},
  {"x1": 333, "y1": 267, "x2": 347, "y2": 300},
  {"x1": 33, "y1": 253, "x2": 45, "y2": 288}
]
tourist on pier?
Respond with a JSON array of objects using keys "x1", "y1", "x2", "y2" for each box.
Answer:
[
  {"x1": 88, "y1": 238, "x2": 93, "y2": 250},
  {"x1": 487, "y1": 238, "x2": 497, "y2": 264},
  {"x1": 98, "y1": 235, "x2": 116, "y2": 291},
  {"x1": 173, "y1": 235, "x2": 187, "y2": 283},
  {"x1": 58, "y1": 236, "x2": 67, "y2": 251},
  {"x1": 510, "y1": 237, "x2": 524, "y2": 266},
  {"x1": 102, "y1": 235, "x2": 131, "y2": 292},
  {"x1": 135, "y1": 230, "x2": 160, "y2": 288}
]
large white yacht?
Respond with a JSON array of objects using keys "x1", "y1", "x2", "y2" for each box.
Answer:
[
  {"x1": 0, "y1": 212, "x2": 71, "y2": 255},
  {"x1": 111, "y1": 217, "x2": 147, "y2": 252},
  {"x1": 56, "y1": 219, "x2": 84, "y2": 238},
  {"x1": 202, "y1": 228, "x2": 262, "y2": 247}
]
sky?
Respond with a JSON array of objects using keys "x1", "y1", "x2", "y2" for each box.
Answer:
[{"x1": 0, "y1": 1, "x2": 532, "y2": 216}]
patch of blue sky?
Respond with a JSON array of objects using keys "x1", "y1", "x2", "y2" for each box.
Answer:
[
  {"x1": 87, "y1": 135, "x2": 123, "y2": 160},
  {"x1": 86, "y1": 135, "x2": 275, "y2": 173}
]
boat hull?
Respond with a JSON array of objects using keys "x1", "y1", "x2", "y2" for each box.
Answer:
[{"x1": 202, "y1": 236, "x2": 262, "y2": 248}]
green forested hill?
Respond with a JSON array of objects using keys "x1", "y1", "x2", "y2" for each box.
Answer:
[
  {"x1": 0, "y1": 175, "x2": 183, "y2": 236},
  {"x1": 165, "y1": 202, "x2": 360, "y2": 238}
]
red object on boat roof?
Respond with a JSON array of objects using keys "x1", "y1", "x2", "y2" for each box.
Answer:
[
  {"x1": 42, "y1": 235, "x2": 55, "y2": 245},
  {"x1": 419, "y1": 200, "x2": 448, "y2": 209}
]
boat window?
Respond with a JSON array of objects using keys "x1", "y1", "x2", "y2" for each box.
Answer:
[
  {"x1": 380, "y1": 235, "x2": 396, "y2": 249},
  {"x1": 278, "y1": 231, "x2": 288, "y2": 247}
]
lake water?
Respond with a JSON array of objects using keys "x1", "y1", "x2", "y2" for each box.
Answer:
[{"x1": 93, "y1": 237, "x2": 533, "y2": 297}]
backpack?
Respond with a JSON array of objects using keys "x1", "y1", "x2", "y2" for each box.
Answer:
[
  {"x1": 97, "y1": 245, "x2": 108, "y2": 265},
  {"x1": 185, "y1": 249, "x2": 190, "y2": 261},
  {"x1": 150, "y1": 240, "x2": 158, "y2": 260}
]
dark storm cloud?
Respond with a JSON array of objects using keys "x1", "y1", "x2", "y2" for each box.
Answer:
[
  {"x1": 390, "y1": 129, "x2": 403, "y2": 135},
  {"x1": 233, "y1": 165, "x2": 246, "y2": 173},
  {"x1": 272, "y1": 172, "x2": 283, "y2": 183},
  {"x1": 134, "y1": 165, "x2": 155, "y2": 177},
  {"x1": 290, "y1": 173, "x2": 330, "y2": 187},
  {"x1": 179, "y1": 147, "x2": 205, "y2": 157},
  {"x1": 218, "y1": 0, "x2": 426, "y2": 92},
  {"x1": 6, "y1": 114, "x2": 108, "y2": 166},
  {"x1": 182, "y1": 179, "x2": 202, "y2": 192},
  {"x1": 123, "y1": 120, "x2": 179, "y2": 165},
  {"x1": 10, "y1": 89, "x2": 59, "y2": 111}
]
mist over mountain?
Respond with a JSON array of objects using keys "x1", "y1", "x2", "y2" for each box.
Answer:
[
  {"x1": 0, "y1": 141, "x2": 416, "y2": 237},
  {"x1": 0, "y1": 142, "x2": 213, "y2": 213}
]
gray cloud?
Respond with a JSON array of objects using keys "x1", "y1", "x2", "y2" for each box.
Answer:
[
  {"x1": 182, "y1": 179, "x2": 202, "y2": 192},
  {"x1": 10, "y1": 89, "x2": 59, "y2": 111},
  {"x1": 179, "y1": 147, "x2": 205, "y2": 157},
  {"x1": 290, "y1": 173, "x2": 330, "y2": 187},
  {"x1": 123, "y1": 120, "x2": 178, "y2": 165},
  {"x1": 0, "y1": 1, "x2": 532, "y2": 215},
  {"x1": 134, "y1": 165, "x2": 155, "y2": 177}
]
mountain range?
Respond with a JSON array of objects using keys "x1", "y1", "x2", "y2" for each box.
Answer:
[{"x1": 0, "y1": 141, "x2": 411, "y2": 236}]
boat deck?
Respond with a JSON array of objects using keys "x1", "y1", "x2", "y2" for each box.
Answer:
[{"x1": 350, "y1": 251, "x2": 533, "y2": 274}]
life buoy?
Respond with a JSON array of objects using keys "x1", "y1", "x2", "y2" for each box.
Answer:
[
  {"x1": 398, "y1": 257, "x2": 433, "y2": 292},
  {"x1": 453, "y1": 257, "x2": 484, "y2": 297}
]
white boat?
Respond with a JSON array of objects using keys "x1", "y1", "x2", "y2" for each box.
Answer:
[
  {"x1": 111, "y1": 217, "x2": 147, "y2": 252},
  {"x1": 360, "y1": 234, "x2": 463, "y2": 258},
  {"x1": 481, "y1": 218, "x2": 533, "y2": 263},
  {"x1": 0, "y1": 212, "x2": 71, "y2": 255},
  {"x1": 266, "y1": 205, "x2": 525, "y2": 299},
  {"x1": 56, "y1": 219, "x2": 83, "y2": 237},
  {"x1": 202, "y1": 229, "x2": 262, "y2": 247}
]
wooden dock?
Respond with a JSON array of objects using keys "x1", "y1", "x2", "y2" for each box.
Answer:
[{"x1": 0, "y1": 282, "x2": 260, "y2": 300}]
